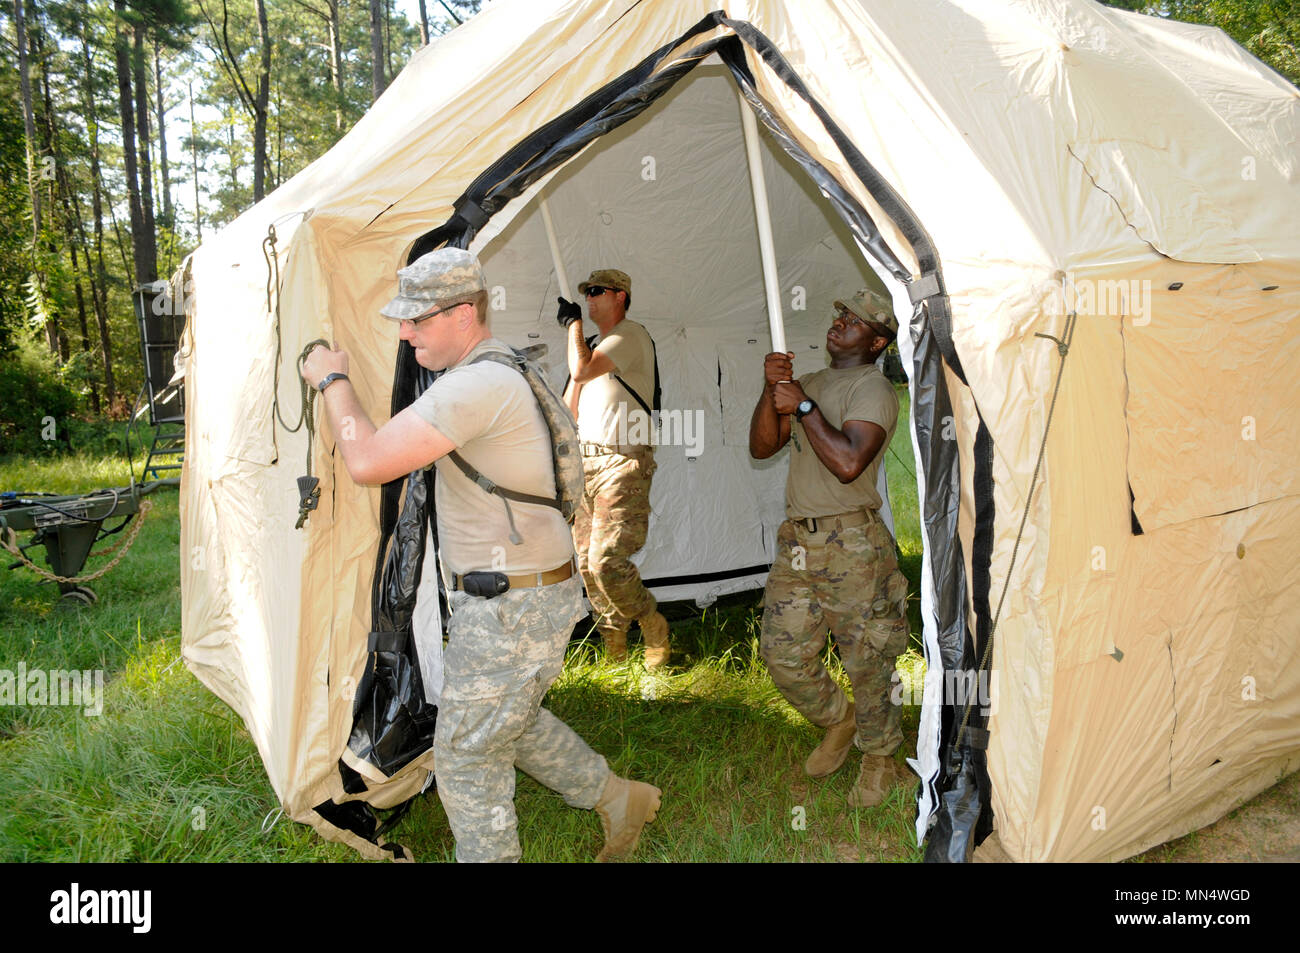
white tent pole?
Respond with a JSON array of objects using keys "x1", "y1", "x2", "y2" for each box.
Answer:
[
  {"x1": 737, "y1": 91, "x2": 786, "y2": 354},
  {"x1": 539, "y1": 196, "x2": 572, "y2": 300}
]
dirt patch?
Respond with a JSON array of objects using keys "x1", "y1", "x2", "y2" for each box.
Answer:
[
  {"x1": 971, "y1": 770, "x2": 1300, "y2": 862},
  {"x1": 1133, "y1": 770, "x2": 1300, "y2": 863}
]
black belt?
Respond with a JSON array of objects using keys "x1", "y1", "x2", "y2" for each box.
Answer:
[
  {"x1": 788, "y1": 511, "x2": 873, "y2": 534},
  {"x1": 451, "y1": 559, "x2": 575, "y2": 592}
]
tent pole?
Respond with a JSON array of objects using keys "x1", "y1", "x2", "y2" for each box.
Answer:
[
  {"x1": 538, "y1": 196, "x2": 572, "y2": 300},
  {"x1": 737, "y1": 91, "x2": 786, "y2": 354}
]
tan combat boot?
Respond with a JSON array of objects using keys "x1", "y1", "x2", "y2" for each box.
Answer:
[
  {"x1": 639, "y1": 611, "x2": 671, "y2": 670},
  {"x1": 804, "y1": 711, "x2": 857, "y2": 777},
  {"x1": 848, "y1": 754, "x2": 911, "y2": 809},
  {"x1": 598, "y1": 626, "x2": 628, "y2": 662},
  {"x1": 594, "y1": 774, "x2": 662, "y2": 862}
]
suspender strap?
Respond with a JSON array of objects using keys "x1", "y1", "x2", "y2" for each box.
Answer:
[
  {"x1": 612, "y1": 338, "x2": 659, "y2": 415},
  {"x1": 445, "y1": 451, "x2": 562, "y2": 511},
  {"x1": 613, "y1": 373, "x2": 652, "y2": 415}
]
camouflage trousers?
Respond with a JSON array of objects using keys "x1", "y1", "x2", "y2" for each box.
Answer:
[
  {"x1": 759, "y1": 512, "x2": 910, "y2": 756},
  {"x1": 434, "y1": 575, "x2": 611, "y2": 863},
  {"x1": 573, "y1": 447, "x2": 657, "y2": 633}
]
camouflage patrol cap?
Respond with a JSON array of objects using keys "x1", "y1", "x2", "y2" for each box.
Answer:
[
  {"x1": 577, "y1": 268, "x2": 631, "y2": 296},
  {"x1": 834, "y1": 287, "x2": 898, "y2": 336},
  {"x1": 378, "y1": 248, "x2": 486, "y2": 320}
]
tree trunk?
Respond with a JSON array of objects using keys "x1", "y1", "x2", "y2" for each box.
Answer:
[
  {"x1": 369, "y1": 0, "x2": 386, "y2": 101},
  {"x1": 271, "y1": 71, "x2": 279, "y2": 189},
  {"x1": 13, "y1": 0, "x2": 60, "y2": 357},
  {"x1": 418, "y1": 0, "x2": 429, "y2": 46},
  {"x1": 227, "y1": 118, "x2": 238, "y2": 194},
  {"x1": 132, "y1": 23, "x2": 158, "y2": 283},
  {"x1": 34, "y1": 16, "x2": 69, "y2": 361},
  {"x1": 154, "y1": 40, "x2": 173, "y2": 229},
  {"x1": 14, "y1": 0, "x2": 41, "y2": 242},
  {"x1": 253, "y1": 0, "x2": 270, "y2": 200},
  {"x1": 384, "y1": 0, "x2": 393, "y2": 81},
  {"x1": 81, "y1": 22, "x2": 116, "y2": 406},
  {"x1": 39, "y1": 19, "x2": 97, "y2": 406},
  {"x1": 329, "y1": 0, "x2": 343, "y2": 129},
  {"x1": 188, "y1": 81, "x2": 201, "y2": 244},
  {"x1": 113, "y1": 0, "x2": 145, "y2": 286}
]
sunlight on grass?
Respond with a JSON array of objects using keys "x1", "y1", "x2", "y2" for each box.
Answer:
[
  {"x1": 0, "y1": 396, "x2": 933, "y2": 862},
  {"x1": 0, "y1": 454, "x2": 140, "y2": 496}
]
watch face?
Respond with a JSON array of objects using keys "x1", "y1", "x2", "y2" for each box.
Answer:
[{"x1": 798, "y1": 399, "x2": 813, "y2": 414}]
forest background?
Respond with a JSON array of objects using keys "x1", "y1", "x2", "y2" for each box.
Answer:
[{"x1": 0, "y1": 0, "x2": 1295, "y2": 453}]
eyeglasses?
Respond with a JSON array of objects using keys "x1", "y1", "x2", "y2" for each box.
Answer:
[
  {"x1": 584, "y1": 286, "x2": 612, "y2": 298},
  {"x1": 400, "y1": 301, "x2": 463, "y2": 328},
  {"x1": 835, "y1": 308, "x2": 890, "y2": 336}
]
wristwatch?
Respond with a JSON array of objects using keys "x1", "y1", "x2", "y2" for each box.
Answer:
[
  {"x1": 317, "y1": 372, "x2": 349, "y2": 393},
  {"x1": 795, "y1": 398, "x2": 817, "y2": 421}
]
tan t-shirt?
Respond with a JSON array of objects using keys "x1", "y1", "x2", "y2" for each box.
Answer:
[
  {"x1": 576, "y1": 318, "x2": 656, "y2": 445},
  {"x1": 785, "y1": 362, "x2": 899, "y2": 518},
  {"x1": 410, "y1": 338, "x2": 574, "y2": 575}
]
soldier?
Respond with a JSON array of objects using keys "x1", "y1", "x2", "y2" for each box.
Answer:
[
  {"x1": 557, "y1": 269, "x2": 670, "y2": 668},
  {"x1": 748, "y1": 288, "x2": 913, "y2": 808},
  {"x1": 300, "y1": 248, "x2": 661, "y2": 862}
]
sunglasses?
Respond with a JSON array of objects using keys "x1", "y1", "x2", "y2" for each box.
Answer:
[
  {"x1": 584, "y1": 286, "x2": 614, "y2": 298},
  {"x1": 401, "y1": 301, "x2": 463, "y2": 327},
  {"x1": 835, "y1": 308, "x2": 890, "y2": 336}
]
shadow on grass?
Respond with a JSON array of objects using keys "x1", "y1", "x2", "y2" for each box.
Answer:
[{"x1": 390, "y1": 602, "x2": 926, "y2": 864}]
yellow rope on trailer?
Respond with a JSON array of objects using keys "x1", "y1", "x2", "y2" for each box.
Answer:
[{"x1": 0, "y1": 500, "x2": 154, "y2": 585}]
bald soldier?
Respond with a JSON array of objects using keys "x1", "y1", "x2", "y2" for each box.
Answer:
[
  {"x1": 300, "y1": 248, "x2": 661, "y2": 862},
  {"x1": 749, "y1": 288, "x2": 913, "y2": 809},
  {"x1": 558, "y1": 269, "x2": 670, "y2": 669}
]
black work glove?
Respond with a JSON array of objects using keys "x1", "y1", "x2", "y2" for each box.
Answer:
[{"x1": 556, "y1": 296, "x2": 582, "y2": 328}]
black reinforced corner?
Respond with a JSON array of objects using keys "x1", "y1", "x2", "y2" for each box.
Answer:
[{"x1": 312, "y1": 798, "x2": 413, "y2": 859}]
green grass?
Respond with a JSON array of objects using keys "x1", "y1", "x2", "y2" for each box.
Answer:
[{"x1": 0, "y1": 394, "x2": 932, "y2": 862}]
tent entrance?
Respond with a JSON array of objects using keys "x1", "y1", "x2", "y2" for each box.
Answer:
[{"x1": 357, "y1": 12, "x2": 995, "y2": 863}]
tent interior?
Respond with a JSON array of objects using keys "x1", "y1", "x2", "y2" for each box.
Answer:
[
  {"x1": 462, "y1": 61, "x2": 903, "y2": 608},
  {"x1": 389, "y1": 55, "x2": 937, "y2": 850}
]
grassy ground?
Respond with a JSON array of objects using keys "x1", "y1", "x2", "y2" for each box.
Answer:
[{"x1": 0, "y1": 389, "x2": 1293, "y2": 862}]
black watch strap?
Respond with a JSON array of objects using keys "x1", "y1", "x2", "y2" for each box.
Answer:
[
  {"x1": 795, "y1": 398, "x2": 817, "y2": 421},
  {"x1": 317, "y1": 372, "x2": 349, "y2": 393}
]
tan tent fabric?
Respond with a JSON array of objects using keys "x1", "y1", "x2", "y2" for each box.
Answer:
[{"x1": 179, "y1": 0, "x2": 1300, "y2": 861}]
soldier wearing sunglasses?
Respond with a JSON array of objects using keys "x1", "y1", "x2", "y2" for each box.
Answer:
[{"x1": 557, "y1": 269, "x2": 670, "y2": 669}]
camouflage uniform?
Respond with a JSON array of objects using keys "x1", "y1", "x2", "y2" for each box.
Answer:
[
  {"x1": 759, "y1": 511, "x2": 910, "y2": 756},
  {"x1": 573, "y1": 447, "x2": 657, "y2": 632},
  {"x1": 376, "y1": 247, "x2": 624, "y2": 863},
  {"x1": 434, "y1": 575, "x2": 611, "y2": 863}
]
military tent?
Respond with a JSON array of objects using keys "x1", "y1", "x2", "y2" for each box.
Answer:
[{"x1": 177, "y1": 0, "x2": 1300, "y2": 861}]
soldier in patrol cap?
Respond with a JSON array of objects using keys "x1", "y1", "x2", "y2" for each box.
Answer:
[
  {"x1": 556, "y1": 268, "x2": 671, "y2": 669},
  {"x1": 301, "y1": 247, "x2": 661, "y2": 862},
  {"x1": 748, "y1": 286, "x2": 914, "y2": 808}
]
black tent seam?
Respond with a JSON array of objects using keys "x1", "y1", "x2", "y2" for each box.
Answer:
[{"x1": 640, "y1": 563, "x2": 770, "y2": 588}]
